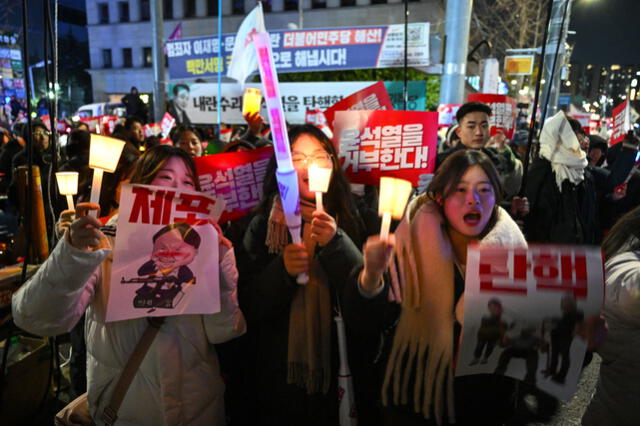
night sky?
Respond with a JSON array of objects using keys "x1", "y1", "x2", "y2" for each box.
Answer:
[{"x1": 570, "y1": 0, "x2": 640, "y2": 65}]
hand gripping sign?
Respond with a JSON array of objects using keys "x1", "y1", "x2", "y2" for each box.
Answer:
[
  {"x1": 107, "y1": 183, "x2": 225, "y2": 322},
  {"x1": 253, "y1": 31, "x2": 308, "y2": 284}
]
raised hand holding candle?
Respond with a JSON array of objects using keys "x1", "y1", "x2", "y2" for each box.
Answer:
[
  {"x1": 243, "y1": 87, "x2": 262, "y2": 116},
  {"x1": 378, "y1": 177, "x2": 412, "y2": 242},
  {"x1": 55, "y1": 171, "x2": 79, "y2": 210},
  {"x1": 88, "y1": 134, "x2": 125, "y2": 218},
  {"x1": 308, "y1": 164, "x2": 332, "y2": 213}
]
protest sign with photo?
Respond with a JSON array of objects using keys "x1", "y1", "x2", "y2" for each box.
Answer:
[
  {"x1": 196, "y1": 146, "x2": 274, "y2": 223},
  {"x1": 107, "y1": 184, "x2": 225, "y2": 322},
  {"x1": 456, "y1": 245, "x2": 604, "y2": 400},
  {"x1": 333, "y1": 110, "x2": 438, "y2": 186},
  {"x1": 324, "y1": 82, "x2": 394, "y2": 130},
  {"x1": 166, "y1": 23, "x2": 430, "y2": 80},
  {"x1": 610, "y1": 100, "x2": 630, "y2": 145},
  {"x1": 467, "y1": 94, "x2": 518, "y2": 139}
]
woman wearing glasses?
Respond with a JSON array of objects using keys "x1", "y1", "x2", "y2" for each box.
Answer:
[{"x1": 237, "y1": 124, "x2": 376, "y2": 425}]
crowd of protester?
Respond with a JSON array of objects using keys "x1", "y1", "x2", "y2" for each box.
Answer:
[{"x1": 3, "y1": 99, "x2": 640, "y2": 426}]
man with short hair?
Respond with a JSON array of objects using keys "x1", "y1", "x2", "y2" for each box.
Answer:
[
  {"x1": 125, "y1": 116, "x2": 145, "y2": 149},
  {"x1": 437, "y1": 102, "x2": 525, "y2": 204}
]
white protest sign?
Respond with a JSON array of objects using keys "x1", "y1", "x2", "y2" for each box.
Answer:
[
  {"x1": 107, "y1": 183, "x2": 225, "y2": 322},
  {"x1": 456, "y1": 245, "x2": 604, "y2": 401}
]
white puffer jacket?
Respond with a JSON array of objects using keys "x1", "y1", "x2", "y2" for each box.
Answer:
[{"x1": 12, "y1": 220, "x2": 246, "y2": 426}]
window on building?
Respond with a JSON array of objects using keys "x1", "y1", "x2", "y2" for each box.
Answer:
[
  {"x1": 232, "y1": 0, "x2": 244, "y2": 14},
  {"x1": 102, "y1": 49, "x2": 112, "y2": 68},
  {"x1": 284, "y1": 0, "x2": 298, "y2": 11},
  {"x1": 312, "y1": 0, "x2": 327, "y2": 8},
  {"x1": 340, "y1": 0, "x2": 355, "y2": 6},
  {"x1": 184, "y1": 0, "x2": 196, "y2": 17},
  {"x1": 140, "y1": 0, "x2": 150, "y2": 21},
  {"x1": 371, "y1": 0, "x2": 386, "y2": 4},
  {"x1": 207, "y1": 0, "x2": 219, "y2": 16},
  {"x1": 122, "y1": 48, "x2": 132, "y2": 68},
  {"x1": 118, "y1": 2, "x2": 130, "y2": 22},
  {"x1": 98, "y1": 3, "x2": 109, "y2": 24},
  {"x1": 164, "y1": 0, "x2": 173, "y2": 19},
  {"x1": 143, "y1": 47, "x2": 152, "y2": 67}
]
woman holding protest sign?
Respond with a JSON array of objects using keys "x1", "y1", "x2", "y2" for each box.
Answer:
[
  {"x1": 12, "y1": 145, "x2": 245, "y2": 425},
  {"x1": 172, "y1": 124, "x2": 204, "y2": 158},
  {"x1": 343, "y1": 150, "x2": 528, "y2": 425},
  {"x1": 239, "y1": 124, "x2": 376, "y2": 425},
  {"x1": 582, "y1": 206, "x2": 640, "y2": 426}
]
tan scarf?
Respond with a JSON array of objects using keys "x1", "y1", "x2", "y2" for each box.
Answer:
[
  {"x1": 385, "y1": 197, "x2": 527, "y2": 425},
  {"x1": 266, "y1": 195, "x2": 332, "y2": 395}
]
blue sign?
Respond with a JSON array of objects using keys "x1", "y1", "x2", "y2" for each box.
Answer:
[{"x1": 166, "y1": 23, "x2": 430, "y2": 80}]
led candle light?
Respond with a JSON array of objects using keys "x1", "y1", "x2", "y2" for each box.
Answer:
[
  {"x1": 242, "y1": 87, "x2": 262, "y2": 116},
  {"x1": 308, "y1": 164, "x2": 332, "y2": 213},
  {"x1": 89, "y1": 134, "x2": 125, "y2": 217},
  {"x1": 378, "y1": 177, "x2": 412, "y2": 242},
  {"x1": 254, "y1": 31, "x2": 307, "y2": 284},
  {"x1": 55, "y1": 171, "x2": 79, "y2": 210}
]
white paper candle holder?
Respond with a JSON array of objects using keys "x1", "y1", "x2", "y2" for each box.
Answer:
[
  {"x1": 308, "y1": 165, "x2": 332, "y2": 212},
  {"x1": 89, "y1": 134, "x2": 126, "y2": 217},
  {"x1": 378, "y1": 177, "x2": 412, "y2": 241},
  {"x1": 56, "y1": 171, "x2": 79, "y2": 210}
]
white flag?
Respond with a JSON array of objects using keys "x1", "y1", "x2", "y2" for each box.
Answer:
[{"x1": 227, "y1": 3, "x2": 266, "y2": 84}]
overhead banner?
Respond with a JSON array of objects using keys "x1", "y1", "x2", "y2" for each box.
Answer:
[
  {"x1": 166, "y1": 23, "x2": 430, "y2": 80},
  {"x1": 167, "y1": 81, "x2": 425, "y2": 125},
  {"x1": 333, "y1": 110, "x2": 438, "y2": 187},
  {"x1": 324, "y1": 82, "x2": 394, "y2": 129},
  {"x1": 108, "y1": 184, "x2": 225, "y2": 322},
  {"x1": 196, "y1": 146, "x2": 274, "y2": 223},
  {"x1": 467, "y1": 94, "x2": 518, "y2": 139},
  {"x1": 456, "y1": 245, "x2": 603, "y2": 400}
]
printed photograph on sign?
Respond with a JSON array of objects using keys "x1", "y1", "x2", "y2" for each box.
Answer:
[
  {"x1": 456, "y1": 245, "x2": 604, "y2": 400},
  {"x1": 333, "y1": 110, "x2": 438, "y2": 186},
  {"x1": 107, "y1": 183, "x2": 225, "y2": 322}
]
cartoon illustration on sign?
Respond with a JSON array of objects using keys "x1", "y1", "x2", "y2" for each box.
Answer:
[{"x1": 120, "y1": 222, "x2": 201, "y2": 312}]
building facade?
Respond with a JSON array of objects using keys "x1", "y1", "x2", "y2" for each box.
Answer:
[{"x1": 85, "y1": 0, "x2": 443, "y2": 104}]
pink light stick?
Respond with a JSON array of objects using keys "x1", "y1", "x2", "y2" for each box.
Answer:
[{"x1": 254, "y1": 31, "x2": 308, "y2": 284}]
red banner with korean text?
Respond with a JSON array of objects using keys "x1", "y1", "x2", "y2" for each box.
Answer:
[
  {"x1": 570, "y1": 112, "x2": 591, "y2": 134},
  {"x1": 610, "y1": 100, "x2": 629, "y2": 145},
  {"x1": 333, "y1": 110, "x2": 438, "y2": 186},
  {"x1": 456, "y1": 244, "x2": 604, "y2": 401},
  {"x1": 324, "y1": 81, "x2": 393, "y2": 130},
  {"x1": 467, "y1": 94, "x2": 518, "y2": 139},
  {"x1": 195, "y1": 146, "x2": 274, "y2": 223}
]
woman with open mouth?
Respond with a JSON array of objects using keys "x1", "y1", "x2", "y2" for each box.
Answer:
[{"x1": 343, "y1": 149, "x2": 529, "y2": 425}]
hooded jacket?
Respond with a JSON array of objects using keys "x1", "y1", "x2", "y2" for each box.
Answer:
[{"x1": 12, "y1": 218, "x2": 245, "y2": 425}]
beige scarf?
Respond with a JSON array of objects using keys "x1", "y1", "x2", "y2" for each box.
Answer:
[
  {"x1": 266, "y1": 195, "x2": 332, "y2": 395},
  {"x1": 385, "y1": 197, "x2": 527, "y2": 425}
]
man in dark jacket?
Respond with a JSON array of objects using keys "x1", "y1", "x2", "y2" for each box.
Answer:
[{"x1": 121, "y1": 87, "x2": 147, "y2": 123}]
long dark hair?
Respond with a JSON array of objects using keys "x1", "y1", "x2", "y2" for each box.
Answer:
[
  {"x1": 603, "y1": 206, "x2": 640, "y2": 261},
  {"x1": 255, "y1": 124, "x2": 364, "y2": 243},
  {"x1": 129, "y1": 145, "x2": 201, "y2": 190},
  {"x1": 422, "y1": 149, "x2": 503, "y2": 236}
]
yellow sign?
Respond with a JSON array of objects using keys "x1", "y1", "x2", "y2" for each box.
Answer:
[{"x1": 504, "y1": 55, "x2": 534, "y2": 75}]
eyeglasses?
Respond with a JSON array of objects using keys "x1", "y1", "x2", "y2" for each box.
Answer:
[
  {"x1": 33, "y1": 131, "x2": 49, "y2": 137},
  {"x1": 292, "y1": 152, "x2": 332, "y2": 168}
]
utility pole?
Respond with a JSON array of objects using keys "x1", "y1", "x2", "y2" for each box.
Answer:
[
  {"x1": 151, "y1": 0, "x2": 166, "y2": 122},
  {"x1": 439, "y1": 0, "x2": 473, "y2": 105},
  {"x1": 540, "y1": 0, "x2": 572, "y2": 121}
]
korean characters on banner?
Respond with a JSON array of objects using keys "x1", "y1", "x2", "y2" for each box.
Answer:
[
  {"x1": 333, "y1": 110, "x2": 438, "y2": 186},
  {"x1": 107, "y1": 184, "x2": 225, "y2": 322},
  {"x1": 324, "y1": 81, "x2": 394, "y2": 130},
  {"x1": 610, "y1": 100, "x2": 630, "y2": 145},
  {"x1": 456, "y1": 245, "x2": 604, "y2": 401},
  {"x1": 196, "y1": 146, "x2": 273, "y2": 223},
  {"x1": 467, "y1": 94, "x2": 518, "y2": 139}
]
